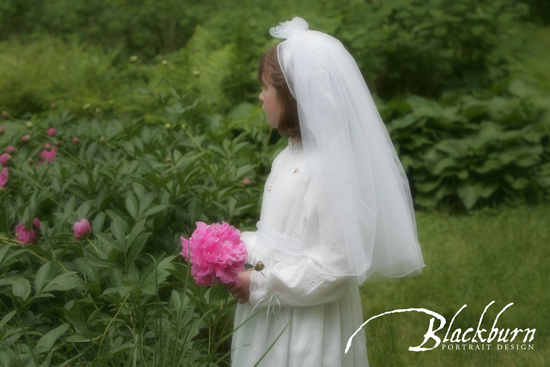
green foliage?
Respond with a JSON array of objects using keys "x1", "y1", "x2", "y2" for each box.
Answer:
[
  {"x1": 0, "y1": 38, "x2": 153, "y2": 118},
  {"x1": 0, "y1": 0, "x2": 200, "y2": 58},
  {"x1": 336, "y1": 0, "x2": 529, "y2": 98},
  {"x1": 381, "y1": 79, "x2": 550, "y2": 210},
  {"x1": 0, "y1": 70, "x2": 285, "y2": 364}
]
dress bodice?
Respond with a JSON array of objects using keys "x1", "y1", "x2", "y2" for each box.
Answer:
[{"x1": 259, "y1": 137, "x2": 310, "y2": 241}]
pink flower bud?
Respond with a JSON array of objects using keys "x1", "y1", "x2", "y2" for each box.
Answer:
[
  {"x1": 73, "y1": 218, "x2": 91, "y2": 240},
  {"x1": 73, "y1": 137, "x2": 79, "y2": 144},
  {"x1": 25, "y1": 121, "x2": 33, "y2": 129},
  {"x1": 0, "y1": 126, "x2": 4, "y2": 134},
  {"x1": 15, "y1": 218, "x2": 40, "y2": 244},
  {"x1": 44, "y1": 144, "x2": 52, "y2": 151},
  {"x1": 56, "y1": 141, "x2": 62, "y2": 147},
  {"x1": 50, "y1": 103, "x2": 56, "y2": 109},
  {"x1": 39, "y1": 146, "x2": 58, "y2": 164},
  {"x1": 100, "y1": 136, "x2": 106, "y2": 143},
  {"x1": 242, "y1": 178, "x2": 251, "y2": 186},
  {"x1": 21, "y1": 135, "x2": 31, "y2": 143},
  {"x1": 47, "y1": 128, "x2": 56, "y2": 137},
  {"x1": 1, "y1": 111, "x2": 8, "y2": 119},
  {"x1": 27, "y1": 158, "x2": 33, "y2": 164},
  {"x1": 0, "y1": 167, "x2": 8, "y2": 187},
  {"x1": 254, "y1": 261, "x2": 265, "y2": 272},
  {"x1": 6, "y1": 146, "x2": 15, "y2": 153},
  {"x1": 0, "y1": 153, "x2": 12, "y2": 166}
]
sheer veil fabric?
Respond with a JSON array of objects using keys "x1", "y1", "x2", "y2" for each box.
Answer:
[{"x1": 270, "y1": 17, "x2": 425, "y2": 285}]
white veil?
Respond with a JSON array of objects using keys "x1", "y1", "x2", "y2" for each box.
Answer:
[{"x1": 270, "y1": 17, "x2": 425, "y2": 285}]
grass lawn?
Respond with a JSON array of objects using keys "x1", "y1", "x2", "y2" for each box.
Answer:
[{"x1": 359, "y1": 203, "x2": 550, "y2": 367}]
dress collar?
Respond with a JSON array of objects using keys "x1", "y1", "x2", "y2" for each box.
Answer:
[{"x1": 288, "y1": 137, "x2": 303, "y2": 152}]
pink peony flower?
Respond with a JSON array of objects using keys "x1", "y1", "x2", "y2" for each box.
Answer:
[
  {"x1": 47, "y1": 128, "x2": 56, "y2": 136},
  {"x1": 73, "y1": 137, "x2": 79, "y2": 144},
  {"x1": 15, "y1": 218, "x2": 41, "y2": 244},
  {"x1": 242, "y1": 178, "x2": 251, "y2": 186},
  {"x1": 6, "y1": 146, "x2": 15, "y2": 153},
  {"x1": 37, "y1": 146, "x2": 58, "y2": 166},
  {"x1": 73, "y1": 218, "x2": 91, "y2": 240},
  {"x1": 21, "y1": 135, "x2": 31, "y2": 143},
  {"x1": 181, "y1": 221, "x2": 248, "y2": 286},
  {"x1": 0, "y1": 153, "x2": 12, "y2": 166},
  {"x1": 0, "y1": 167, "x2": 8, "y2": 187}
]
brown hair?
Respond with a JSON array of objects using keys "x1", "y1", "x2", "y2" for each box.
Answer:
[{"x1": 257, "y1": 45, "x2": 301, "y2": 140}]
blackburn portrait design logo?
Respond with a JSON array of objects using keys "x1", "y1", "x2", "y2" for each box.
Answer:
[{"x1": 345, "y1": 301, "x2": 536, "y2": 353}]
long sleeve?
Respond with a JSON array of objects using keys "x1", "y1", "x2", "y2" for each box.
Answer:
[
  {"x1": 248, "y1": 179, "x2": 355, "y2": 309},
  {"x1": 248, "y1": 254, "x2": 355, "y2": 309}
]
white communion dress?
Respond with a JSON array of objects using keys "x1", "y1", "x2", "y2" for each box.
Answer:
[{"x1": 231, "y1": 137, "x2": 369, "y2": 367}]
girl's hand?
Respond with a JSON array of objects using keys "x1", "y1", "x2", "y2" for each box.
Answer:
[{"x1": 225, "y1": 271, "x2": 252, "y2": 304}]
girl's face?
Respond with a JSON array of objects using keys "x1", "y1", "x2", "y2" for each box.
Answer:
[{"x1": 259, "y1": 74, "x2": 282, "y2": 129}]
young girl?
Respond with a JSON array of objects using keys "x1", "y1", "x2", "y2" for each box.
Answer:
[{"x1": 226, "y1": 17, "x2": 425, "y2": 367}]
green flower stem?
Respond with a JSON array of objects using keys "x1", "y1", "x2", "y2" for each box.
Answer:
[
  {"x1": 27, "y1": 249, "x2": 49, "y2": 263},
  {"x1": 0, "y1": 236, "x2": 24, "y2": 246},
  {"x1": 104, "y1": 142, "x2": 130, "y2": 156},
  {"x1": 86, "y1": 237, "x2": 99, "y2": 253},
  {"x1": 97, "y1": 292, "x2": 131, "y2": 353},
  {"x1": 182, "y1": 127, "x2": 202, "y2": 152}
]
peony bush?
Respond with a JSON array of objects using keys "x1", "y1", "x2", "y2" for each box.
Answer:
[{"x1": 0, "y1": 83, "x2": 277, "y2": 365}]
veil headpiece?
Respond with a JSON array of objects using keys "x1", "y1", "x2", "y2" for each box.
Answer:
[{"x1": 269, "y1": 17, "x2": 425, "y2": 285}]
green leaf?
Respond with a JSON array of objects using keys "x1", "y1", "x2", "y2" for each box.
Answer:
[
  {"x1": 76, "y1": 201, "x2": 93, "y2": 220},
  {"x1": 125, "y1": 193, "x2": 139, "y2": 221},
  {"x1": 111, "y1": 219, "x2": 128, "y2": 252},
  {"x1": 0, "y1": 310, "x2": 16, "y2": 331},
  {"x1": 64, "y1": 196, "x2": 76, "y2": 216},
  {"x1": 141, "y1": 204, "x2": 169, "y2": 218},
  {"x1": 102, "y1": 285, "x2": 136, "y2": 298},
  {"x1": 93, "y1": 212, "x2": 106, "y2": 233},
  {"x1": 96, "y1": 233, "x2": 124, "y2": 252},
  {"x1": 127, "y1": 219, "x2": 146, "y2": 246},
  {"x1": 456, "y1": 169, "x2": 469, "y2": 180},
  {"x1": 430, "y1": 157, "x2": 458, "y2": 175},
  {"x1": 36, "y1": 323, "x2": 69, "y2": 353},
  {"x1": 11, "y1": 278, "x2": 31, "y2": 302},
  {"x1": 458, "y1": 183, "x2": 481, "y2": 210},
  {"x1": 137, "y1": 192, "x2": 156, "y2": 219},
  {"x1": 41, "y1": 272, "x2": 83, "y2": 293},
  {"x1": 127, "y1": 234, "x2": 150, "y2": 264},
  {"x1": 0, "y1": 245, "x2": 13, "y2": 265},
  {"x1": 471, "y1": 159, "x2": 501, "y2": 174},
  {"x1": 415, "y1": 178, "x2": 442, "y2": 193},
  {"x1": 65, "y1": 313, "x2": 92, "y2": 339},
  {"x1": 435, "y1": 139, "x2": 468, "y2": 158},
  {"x1": 235, "y1": 164, "x2": 255, "y2": 179},
  {"x1": 34, "y1": 263, "x2": 51, "y2": 294}
]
